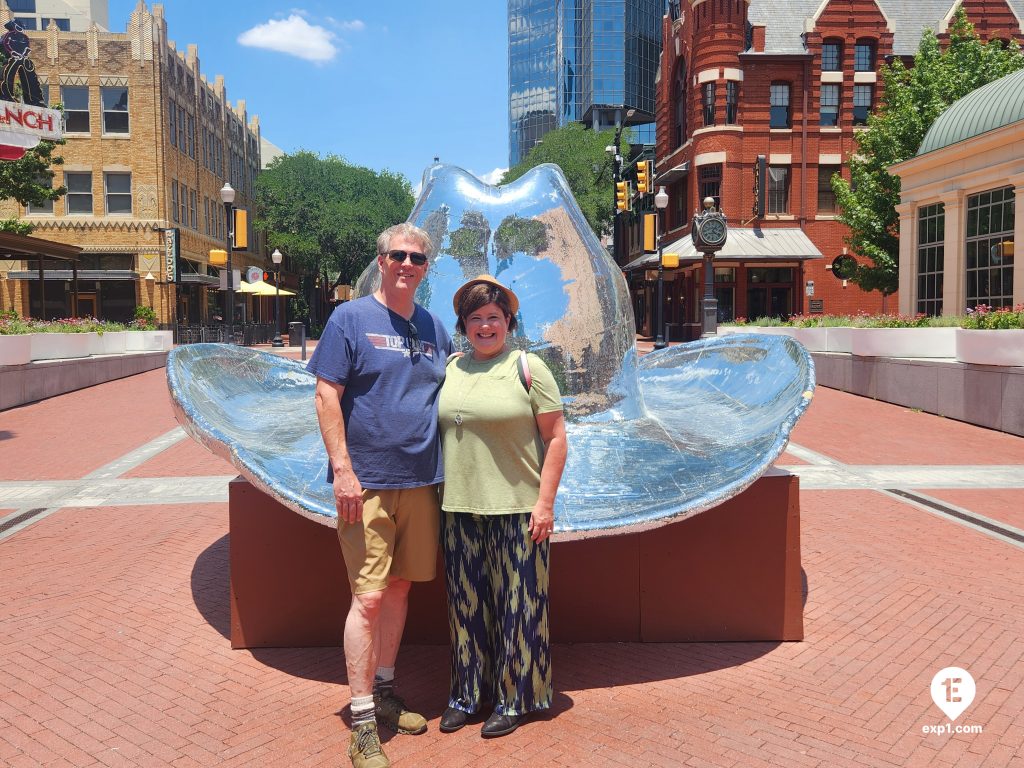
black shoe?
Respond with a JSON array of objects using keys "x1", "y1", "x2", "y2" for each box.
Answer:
[
  {"x1": 480, "y1": 712, "x2": 525, "y2": 738},
  {"x1": 439, "y1": 707, "x2": 468, "y2": 733}
]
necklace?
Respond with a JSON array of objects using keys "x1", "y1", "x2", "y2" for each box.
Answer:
[{"x1": 453, "y1": 360, "x2": 484, "y2": 426}]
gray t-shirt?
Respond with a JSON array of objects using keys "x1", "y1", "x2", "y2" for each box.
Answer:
[{"x1": 307, "y1": 294, "x2": 453, "y2": 489}]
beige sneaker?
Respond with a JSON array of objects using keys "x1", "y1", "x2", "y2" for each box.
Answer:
[
  {"x1": 374, "y1": 688, "x2": 428, "y2": 735},
  {"x1": 349, "y1": 722, "x2": 389, "y2": 768}
]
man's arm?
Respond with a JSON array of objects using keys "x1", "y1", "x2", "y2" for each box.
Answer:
[{"x1": 314, "y1": 377, "x2": 364, "y2": 524}]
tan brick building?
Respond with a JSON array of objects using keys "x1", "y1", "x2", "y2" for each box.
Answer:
[{"x1": 0, "y1": 0, "x2": 268, "y2": 327}]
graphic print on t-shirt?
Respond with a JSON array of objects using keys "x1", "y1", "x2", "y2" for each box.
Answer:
[{"x1": 365, "y1": 332, "x2": 436, "y2": 360}]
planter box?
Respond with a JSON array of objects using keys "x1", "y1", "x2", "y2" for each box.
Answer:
[
  {"x1": 955, "y1": 329, "x2": 1024, "y2": 367},
  {"x1": 96, "y1": 331, "x2": 128, "y2": 355},
  {"x1": 715, "y1": 326, "x2": 827, "y2": 352},
  {"x1": 125, "y1": 330, "x2": 173, "y2": 352},
  {"x1": 0, "y1": 334, "x2": 33, "y2": 366},
  {"x1": 826, "y1": 327, "x2": 853, "y2": 354},
  {"x1": 850, "y1": 327, "x2": 957, "y2": 358},
  {"x1": 30, "y1": 332, "x2": 95, "y2": 361}
]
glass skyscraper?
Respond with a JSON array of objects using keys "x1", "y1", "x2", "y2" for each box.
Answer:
[{"x1": 508, "y1": 0, "x2": 661, "y2": 166}]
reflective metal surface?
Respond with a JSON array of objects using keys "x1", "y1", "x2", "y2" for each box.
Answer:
[{"x1": 168, "y1": 164, "x2": 815, "y2": 539}]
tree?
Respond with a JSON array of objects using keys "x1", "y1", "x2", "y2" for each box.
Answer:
[
  {"x1": 0, "y1": 139, "x2": 66, "y2": 234},
  {"x1": 253, "y1": 151, "x2": 414, "y2": 327},
  {"x1": 833, "y1": 9, "x2": 1024, "y2": 295},
  {"x1": 501, "y1": 123, "x2": 628, "y2": 236}
]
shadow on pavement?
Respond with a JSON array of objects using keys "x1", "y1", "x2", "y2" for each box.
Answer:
[{"x1": 0, "y1": 430, "x2": 14, "y2": 441}]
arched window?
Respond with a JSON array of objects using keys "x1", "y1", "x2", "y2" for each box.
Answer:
[
  {"x1": 854, "y1": 39, "x2": 875, "y2": 71},
  {"x1": 674, "y1": 61, "x2": 687, "y2": 148}
]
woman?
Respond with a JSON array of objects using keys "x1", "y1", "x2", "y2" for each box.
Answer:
[{"x1": 437, "y1": 275, "x2": 568, "y2": 738}]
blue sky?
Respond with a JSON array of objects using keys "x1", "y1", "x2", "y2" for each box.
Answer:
[{"x1": 109, "y1": 1, "x2": 510, "y2": 189}]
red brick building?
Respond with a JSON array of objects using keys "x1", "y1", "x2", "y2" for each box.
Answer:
[{"x1": 620, "y1": 0, "x2": 1024, "y2": 339}]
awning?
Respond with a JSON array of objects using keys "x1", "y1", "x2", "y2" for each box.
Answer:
[
  {"x1": 622, "y1": 227, "x2": 823, "y2": 271},
  {"x1": 655, "y1": 162, "x2": 690, "y2": 185},
  {"x1": 238, "y1": 279, "x2": 296, "y2": 297},
  {"x1": 9, "y1": 269, "x2": 139, "y2": 281}
]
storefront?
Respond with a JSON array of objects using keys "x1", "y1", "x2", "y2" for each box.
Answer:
[{"x1": 624, "y1": 227, "x2": 822, "y2": 340}]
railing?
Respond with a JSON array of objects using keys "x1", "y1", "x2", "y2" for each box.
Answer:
[{"x1": 173, "y1": 323, "x2": 278, "y2": 346}]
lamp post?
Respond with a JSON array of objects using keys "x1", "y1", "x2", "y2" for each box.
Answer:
[
  {"x1": 271, "y1": 248, "x2": 284, "y2": 348},
  {"x1": 653, "y1": 186, "x2": 670, "y2": 349},
  {"x1": 608, "y1": 107, "x2": 635, "y2": 261},
  {"x1": 219, "y1": 182, "x2": 235, "y2": 343}
]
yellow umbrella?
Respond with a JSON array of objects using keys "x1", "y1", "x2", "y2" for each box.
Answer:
[{"x1": 241, "y1": 279, "x2": 296, "y2": 296}]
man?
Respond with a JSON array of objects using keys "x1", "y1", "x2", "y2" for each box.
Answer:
[{"x1": 309, "y1": 223, "x2": 452, "y2": 768}]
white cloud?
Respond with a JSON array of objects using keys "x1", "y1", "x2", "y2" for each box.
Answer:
[
  {"x1": 478, "y1": 167, "x2": 508, "y2": 186},
  {"x1": 327, "y1": 17, "x2": 366, "y2": 32},
  {"x1": 237, "y1": 15, "x2": 338, "y2": 63}
]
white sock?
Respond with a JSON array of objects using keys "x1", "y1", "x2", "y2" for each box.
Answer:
[{"x1": 351, "y1": 694, "x2": 375, "y2": 727}]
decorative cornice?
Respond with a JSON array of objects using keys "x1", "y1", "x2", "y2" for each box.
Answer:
[{"x1": 27, "y1": 219, "x2": 167, "y2": 233}]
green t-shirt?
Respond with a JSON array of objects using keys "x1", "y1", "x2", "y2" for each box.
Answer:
[{"x1": 439, "y1": 349, "x2": 563, "y2": 515}]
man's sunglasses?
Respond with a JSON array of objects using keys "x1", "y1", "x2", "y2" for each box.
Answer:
[{"x1": 386, "y1": 249, "x2": 428, "y2": 266}]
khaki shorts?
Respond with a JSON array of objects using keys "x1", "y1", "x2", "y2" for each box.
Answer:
[{"x1": 338, "y1": 485, "x2": 440, "y2": 595}]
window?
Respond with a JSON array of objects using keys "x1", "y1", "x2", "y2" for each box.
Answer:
[
  {"x1": 767, "y1": 166, "x2": 790, "y2": 214},
  {"x1": 187, "y1": 115, "x2": 195, "y2": 158},
  {"x1": 27, "y1": 176, "x2": 53, "y2": 214},
  {"x1": 853, "y1": 85, "x2": 872, "y2": 126},
  {"x1": 917, "y1": 203, "x2": 945, "y2": 316},
  {"x1": 62, "y1": 86, "x2": 89, "y2": 133},
  {"x1": 100, "y1": 87, "x2": 129, "y2": 134},
  {"x1": 725, "y1": 81, "x2": 738, "y2": 124},
  {"x1": 965, "y1": 187, "x2": 1015, "y2": 309},
  {"x1": 822, "y1": 41, "x2": 841, "y2": 71},
  {"x1": 179, "y1": 183, "x2": 188, "y2": 224},
  {"x1": 820, "y1": 84, "x2": 839, "y2": 126},
  {"x1": 699, "y1": 164, "x2": 721, "y2": 210},
  {"x1": 9, "y1": 0, "x2": 36, "y2": 11},
  {"x1": 65, "y1": 172, "x2": 92, "y2": 214},
  {"x1": 42, "y1": 17, "x2": 71, "y2": 31},
  {"x1": 854, "y1": 40, "x2": 875, "y2": 71},
  {"x1": 168, "y1": 99, "x2": 176, "y2": 146},
  {"x1": 189, "y1": 189, "x2": 197, "y2": 229},
  {"x1": 13, "y1": 16, "x2": 36, "y2": 30},
  {"x1": 770, "y1": 82, "x2": 790, "y2": 128},
  {"x1": 203, "y1": 197, "x2": 210, "y2": 235},
  {"x1": 702, "y1": 83, "x2": 716, "y2": 126},
  {"x1": 105, "y1": 173, "x2": 131, "y2": 214},
  {"x1": 673, "y1": 62, "x2": 686, "y2": 148},
  {"x1": 817, "y1": 165, "x2": 840, "y2": 213},
  {"x1": 177, "y1": 105, "x2": 185, "y2": 151}
]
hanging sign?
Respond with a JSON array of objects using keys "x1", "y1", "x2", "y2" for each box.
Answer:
[
  {"x1": 0, "y1": 19, "x2": 60, "y2": 160},
  {"x1": 164, "y1": 228, "x2": 180, "y2": 282}
]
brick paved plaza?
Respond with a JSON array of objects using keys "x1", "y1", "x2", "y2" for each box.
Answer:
[{"x1": 1, "y1": 357, "x2": 1023, "y2": 767}]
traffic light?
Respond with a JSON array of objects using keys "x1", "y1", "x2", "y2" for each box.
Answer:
[
  {"x1": 262, "y1": 270, "x2": 271, "y2": 282},
  {"x1": 636, "y1": 160, "x2": 651, "y2": 194},
  {"x1": 615, "y1": 181, "x2": 631, "y2": 211},
  {"x1": 643, "y1": 213, "x2": 656, "y2": 252},
  {"x1": 209, "y1": 249, "x2": 227, "y2": 267},
  {"x1": 232, "y1": 208, "x2": 248, "y2": 250}
]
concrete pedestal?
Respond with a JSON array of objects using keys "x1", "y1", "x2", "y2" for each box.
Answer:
[{"x1": 229, "y1": 469, "x2": 802, "y2": 648}]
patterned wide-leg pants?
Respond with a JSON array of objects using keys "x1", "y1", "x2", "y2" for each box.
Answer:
[{"x1": 441, "y1": 510, "x2": 551, "y2": 716}]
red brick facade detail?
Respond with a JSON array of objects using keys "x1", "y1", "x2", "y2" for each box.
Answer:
[{"x1": 641, "y1": 0, "x2": 1024, "y2": 327}]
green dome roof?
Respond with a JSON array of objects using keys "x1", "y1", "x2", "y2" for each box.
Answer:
[{"x1": 917, "y1": 68, "x2": 1024, "y2": 156}]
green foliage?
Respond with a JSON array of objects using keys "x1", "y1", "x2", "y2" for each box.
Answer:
[
  {"x1": 501, "y1": 123, "x2": 626, "y2": 236},
  {"x1": 832, "y1": 9, "x2": 1024, "y2": 294},
  {"x1": 725, "y1": 310, "x2": 1023, "y2": 329},
  {"x1": 0, "y1": 218, "x2": 33, "y2": 234},
  {"x1": 0, "y1": 138, "x2": 66, "y2": 207},
  {"x1": 133, "y1": 305, "x2": 158, "y2": 330},
  {"x1": 254, "y1": 150, "x2": 414, "y2": 290},
  {"x1": 961, "y1": 305, "x2": 1024, "y2": 329},
  {"x1": 494, "y1": 215, "x2": 548, "y2": 260}
]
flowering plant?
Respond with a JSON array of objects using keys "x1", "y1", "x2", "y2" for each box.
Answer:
[{"x1": 961, "y1": 304, "x2": 1024, "y2": 330}]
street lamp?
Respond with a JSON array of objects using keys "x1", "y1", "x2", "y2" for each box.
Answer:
[
  {"x1": 653, "y1": 186, "x2": 670, "y2": 349},
  {"x1": 219, "y1": 182, "x2": 235, "y2": 343},
  {"x1": 271, "y1": 248, "x2": 284, "y2": 348}
]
